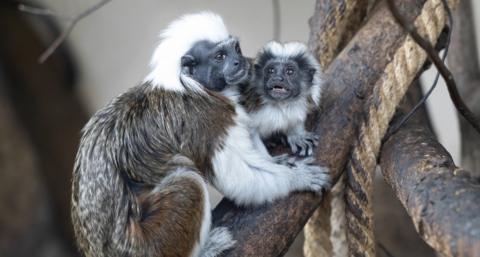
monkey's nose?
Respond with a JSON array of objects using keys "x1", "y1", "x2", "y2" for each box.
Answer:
[
  {"x1": 233, "y1": 60, "x2": 240, "y2": 66},
  {"x1": 273, "y1": 76, "x2": 284, "y2": 82}
]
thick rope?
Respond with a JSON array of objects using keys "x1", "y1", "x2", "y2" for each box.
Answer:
[
  {"x1": 305, "y1": 1, "x2": 368, "y2": 256},
  {"x1": 345, "y1": 0, "x2": 450, "y2": 256},
  {"x1": 304, "y1": 193, "x2": 333, "y2": 257}
]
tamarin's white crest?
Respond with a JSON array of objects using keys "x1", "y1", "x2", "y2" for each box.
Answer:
[{"x1": 145, "y1": 12, "x2": 230, "y2": 92}]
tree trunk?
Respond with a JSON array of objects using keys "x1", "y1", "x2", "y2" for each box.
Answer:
[{"x1": 449, "y1": 0, "x2": 480, "y2": 177}]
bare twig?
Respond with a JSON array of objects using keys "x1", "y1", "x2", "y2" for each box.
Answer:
[
  {"x1": 18, "y1": 4, "x2": 72, "y2": 20},
  {"x1": 18, "y1": 0, "x2": 112, "y2": 63},
  {"x1": 385, "y1": 0, "x2": 480, "y2": 136}
]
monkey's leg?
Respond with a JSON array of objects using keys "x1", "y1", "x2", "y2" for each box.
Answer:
[{"x1": 129, "y1": 171, "x2": 233, "y2": 257}]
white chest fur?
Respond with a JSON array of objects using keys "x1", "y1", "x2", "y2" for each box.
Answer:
[{"x1": 249, "y1": 98, "x2": 309, "y2": 138}]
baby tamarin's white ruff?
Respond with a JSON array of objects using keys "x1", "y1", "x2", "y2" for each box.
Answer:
[{"x1": 248, "y1": 41, "x2": 322, "y2": 139}]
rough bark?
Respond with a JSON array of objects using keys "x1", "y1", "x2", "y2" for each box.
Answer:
[
  {"x1": 449, "y1": 0, "x2": 480, "y2": 177},
  {"x1": 213, "y1": 0, "x2": 455, "y2": 256},
  {"x1": 372, "y1": 80, "x2": 436, "y2": 257},
  {"x1": 380, "y1": 118, "x2": 480, "y2": 257},
  {"x1": 308, "y1": 0, "x2": 368, "y2": 68},
  {"x1": 305, "y1": 1, "x2": 369, "y2": 257}
]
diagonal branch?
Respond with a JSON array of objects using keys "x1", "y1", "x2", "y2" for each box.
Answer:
[
  {"x1": 18, "y1": 0, "x2": 112, "y2": 63},
  {"x1": 380, "y1": 100, "x2": 480, "y2": 257}
]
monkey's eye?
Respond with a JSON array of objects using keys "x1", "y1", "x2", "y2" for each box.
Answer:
[
  {"x1": 285, "y1": 67, "x2": 295, "y2": 75},
  {"x1": 235, "y1": 43, "x2": 241, "y2": 54},
  {"x1": 215, "y1": 52, "x2": 226, "y2": 61},
  {"x1": 267, "y1": 67, "x2": 275, "y2": 74}
]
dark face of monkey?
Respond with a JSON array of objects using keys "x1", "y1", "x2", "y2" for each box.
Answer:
[
  {"x1": 181, "y1": 38, "x2": 250, "y2": 91},
  {"x1": 256, "y1": 58, "x2": 316, "y2": 101}
]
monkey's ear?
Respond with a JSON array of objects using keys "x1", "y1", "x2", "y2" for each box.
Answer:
[
  {"x1": 308, "y1": 68, "x2": 316, "y2": 82},
  {"x1": 181, "y1": 55, "x2": 196, "y2": 75},
  {"x1": 181, "y1": 55, "x2": 196, "y2": 67}
]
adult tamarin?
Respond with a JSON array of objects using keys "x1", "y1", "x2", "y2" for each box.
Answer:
[
  {"x1": 72, "y1": 13, "x2": 329, "y2": 257},
  {"x1": 241, "y1": 41, "x2": 323, "y2": 157}
]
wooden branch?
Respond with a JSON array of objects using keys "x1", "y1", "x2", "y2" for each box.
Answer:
[
  {"x1": 449, "y1": 0, "x2": 480, "y2": 176},
  {"x1": 379, "y1": 12, "x2": 480, "y2": 251},
  {"x1": 380, "y1": 119, "x2": 480, "y2": 257},
  {"x1": 373, "y1": 81, "x2": 438, "y2": 257},
  {"x1": 212, "y1": 0, "x2": 455, "y2": 256},
  {"x1": 308, "y1": 0, "x2": 368, "y2": 69}
]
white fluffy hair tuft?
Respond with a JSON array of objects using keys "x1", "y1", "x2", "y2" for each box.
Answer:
[
  {"x1": 145, "y1": 12, "x2": 230, "y2": 92},
  {"x1": 258, "y1": 41, "x2": 323, "y2": 105}
]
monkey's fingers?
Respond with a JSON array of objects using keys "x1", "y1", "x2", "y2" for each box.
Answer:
[
  {"x1": 272, "y1": 154, "x2": 297, "y2": 167},
  {"x1": 298, "y1": 164, "x2": 330, "y2": 193},
  {"x1": 297, "y1": 143, "x2": 309, "y2": 157}
]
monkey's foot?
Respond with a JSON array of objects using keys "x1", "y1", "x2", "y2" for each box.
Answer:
[
  {"x1": 287, "y1": 132, "x2": 319, "y2": 157},
  {"x1": 200, "y1": 227, "x2": 236, "y2": 257},
  {"x1": 293, "y1": 157, "x2": 331, "y2": 195}
]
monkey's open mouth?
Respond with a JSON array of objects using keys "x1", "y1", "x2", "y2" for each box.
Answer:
[
  {"x1": 268, "y1": 84, "x2": 291, "y2": 99},
  {"x1": 270, "y1": 84, "x2": 289, "y2": 93}
]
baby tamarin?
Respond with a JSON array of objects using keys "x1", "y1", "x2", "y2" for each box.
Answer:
[
  {"x1": 71, "y1": 13, "x2": 329, "y2": 257},
  {"x1": 241, "y1": 41, "x2": 323, "y2": 156}
]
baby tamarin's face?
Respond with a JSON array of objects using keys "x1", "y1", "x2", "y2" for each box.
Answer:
[{"x1": 256, "y1": 58, "x2": 316, "y2": 101}]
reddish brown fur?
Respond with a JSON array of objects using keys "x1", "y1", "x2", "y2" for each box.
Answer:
[{"x1": 127, "y1": 176, "x2": 205, "y2": 257}]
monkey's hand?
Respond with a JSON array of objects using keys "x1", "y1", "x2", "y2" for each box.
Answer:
[
  {"x1": 292, "y1": 157, "x2": 330, "y2": 195},
  {"x1": 200, "y1": 227, "x2": 236, "y2": 257},
  {"x1": 272, "y1": 153, "x2": 296, "y2": 167},
  {"x1": 287, "y1": 132, "x2": 319, "y2": 157}
]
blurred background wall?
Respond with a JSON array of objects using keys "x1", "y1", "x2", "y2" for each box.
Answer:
[
  {"x1": 37, "y1": 0, "x2": 465, "y2": 162},
  {"x1": 1, "y1": 0, "x2": 478, "y2": 257}
]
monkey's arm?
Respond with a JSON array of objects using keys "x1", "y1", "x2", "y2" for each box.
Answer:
[
  {"x1": 251, "y1": 130, "x2": 270, "y2": 156},
  {"x1": 251, "y1": 129, "x2": 295, "y2": 166},
  {"x1": 211, "y1": 121, "x2": 329, "y2": 206}
]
